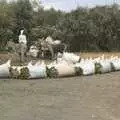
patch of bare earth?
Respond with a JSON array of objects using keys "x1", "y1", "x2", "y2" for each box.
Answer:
[{"x1": 0, "y1": 71, "x2": 120, "y2": 120}]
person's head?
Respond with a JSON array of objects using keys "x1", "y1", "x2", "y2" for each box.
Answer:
[{"x1": 20, "y1": 29, "x2": 24, "y2": 35}]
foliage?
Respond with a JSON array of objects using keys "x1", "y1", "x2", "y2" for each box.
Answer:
[
  {"x1": 19, "y1": 67, "x2": 30, "y2": 80},
  {"x1": 95, "y1": 63, "x2": 102, "y2": 74},
  {"x1": 12, "y1": 0, "x2": 33, "y2": 44},
  {"x1": 9, "y1": 67, "x2": 30, "y2": 79},
  {"x1": 0, "y1": 1, "x2": 120, "y2": 52},
  {"x1": 46, "y1": 67, "x2": 58, "y2": 78},
  {"x1": 75, "y1": 67, "x2": 83, "y2": 76}
]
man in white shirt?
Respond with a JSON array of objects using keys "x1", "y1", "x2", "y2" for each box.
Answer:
[
  {"x1": 19, "y1": 30, "x2": 27, "y2": 45},
  {"x1": 18, "y1": 30, "x2": 27, "y2": 62}
]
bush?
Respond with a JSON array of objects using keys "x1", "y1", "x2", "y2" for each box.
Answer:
[
  {"x1": 9, "y1": 67, "x2": 30, "y2": 80},
  {"x1": 95, "y1": 63, "x2": 102, "y2": 74}
]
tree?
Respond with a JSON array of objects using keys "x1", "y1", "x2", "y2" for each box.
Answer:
[
  {"x1": 13, "y1": 0, "x2": 33, "y2": 44},
  {"x1": 0, "y1": 0, "x2": 14, "y2": 49}
]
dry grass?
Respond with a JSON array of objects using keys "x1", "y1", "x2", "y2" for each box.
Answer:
[
  {"x1": 0, "y1": 53, "x2": 19, "y2": 64},
  {"x1": 78, "y1": 52, "x2": 120, "y2": 58},
  {"x1": 0, "y1": 52, "x2": 120, "y2": 65}
]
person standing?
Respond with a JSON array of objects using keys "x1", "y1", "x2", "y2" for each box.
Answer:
[{"x1": 18, "y1": 30, "x2": 27, "y2": 63}]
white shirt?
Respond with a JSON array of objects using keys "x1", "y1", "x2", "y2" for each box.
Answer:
[{"x1": 19, "y1": 35, "x2": 27, "y2": 45}]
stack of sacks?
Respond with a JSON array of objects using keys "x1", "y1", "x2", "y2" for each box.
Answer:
[
  {"x1": 27, "y1": 61, "x2": 47, "y2": 79},
  {"x1": 60, "y1": 52, "x2": 80, "y2": 64},
  {"x1": 75, "y1": 58, "x2": 95, "y2": 76},
  {"x1": 0, "y1": 60, "x2": 11, "y2": 78},
  {"x1": 47, "y1": 60, "x2": 76, "y2": 78}
]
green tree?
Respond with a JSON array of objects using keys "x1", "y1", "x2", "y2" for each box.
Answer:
[
  {"x1": 13, "y1": 0, "x2": 33, "y2": 44},
  {"x1": 0, "y1": 0, "x2": 14, "y2": 49}
]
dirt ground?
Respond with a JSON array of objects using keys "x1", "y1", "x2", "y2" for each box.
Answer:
[{"x1": 0, "y1": 71, "x2": 120, "y2": 120}]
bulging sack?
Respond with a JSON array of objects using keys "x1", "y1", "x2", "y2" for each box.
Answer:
[
  {"x1": 0, "y1": 60, "x2": 11, "y2": 78},
  {"x1": 27, "y1": 62, "x2": 47, "y2": 79},
  {"x1": 111, "y1": 59, "x2": 120, "y2": 71},
  {"x1": 75, "y1": 61, "x2": 95, "y2": 75},
  {"x1": 47, "y1": 61, "x2": 76, "y2": 77},
  {"x1": 99, "y1": 60, "x2": 111, "y2": 73}
]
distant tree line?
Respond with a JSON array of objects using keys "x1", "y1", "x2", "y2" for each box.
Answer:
[{"x1": 0, "y1": 0, "x2": 120, "y2": 52}]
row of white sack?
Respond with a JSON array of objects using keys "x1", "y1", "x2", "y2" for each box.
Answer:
[
  {"x1": 0, "y1": 52, "x2": 80, "y2": 79},
  {"x1": 75, "y1": 55, "x2": 120, "y2": 75},
  {"x1": 0, "y1": 60, "x2": 78, "y2": 79},
  {"x1": 0, "y1": 56, "x2": 120, "y2": 79},
  {"x1": 0, "y1": 60, "x2": 47, "y2": 79}
]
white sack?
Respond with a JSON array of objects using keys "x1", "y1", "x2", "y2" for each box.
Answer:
[
  {"x1": 0, "y1": 60, "x2": 11, "y2": 78},
  {"x1": 53, "y1": 40, "x2": 61, "y2": 45},
  {"x1": 48, "y1": 61, "x2": 76, "y2": 77},
  {"x1": 27, "y1": 62, "x2": 47, "y2": 79},
  {"x1": 75, "y1": 61, "x2": 95, "y2": 75},
  {"x1": 62, "y1": 52, "x2": 80, "y2": 64},
  {"x1": 56, "y1": 63, "x2": 75, "y2": 77},
  {"x1": 111, "y1": 59, "x2": 120, "y2": 71},
  {"x1": 99, "y1": 60, "x2": 111, "y2": 73}
]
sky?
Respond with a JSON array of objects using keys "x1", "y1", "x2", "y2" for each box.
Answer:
[
  {"x1": 7, "y1": 0, "x2": 120, "y2": 12},
  {"x1": 40, "y1": 0, "x2": 120, "y2": 12}
]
